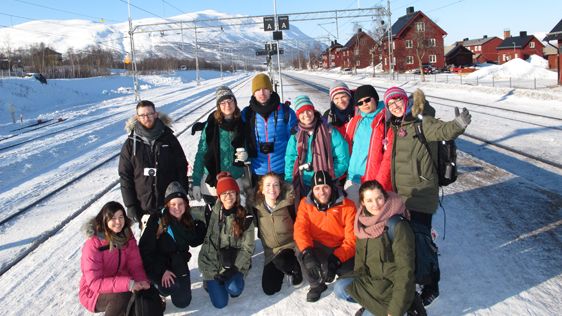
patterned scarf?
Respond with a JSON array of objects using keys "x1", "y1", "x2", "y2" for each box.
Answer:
[{"x1": 355, "y1": 192, "x2": 409, "y2": 239}]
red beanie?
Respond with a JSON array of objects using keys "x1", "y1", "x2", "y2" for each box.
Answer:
[{"x1": 216, "y1": 171, "x2": 239, "y2": 196}]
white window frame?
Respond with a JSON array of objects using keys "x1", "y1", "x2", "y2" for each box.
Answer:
[
  {"x1": 405, "y1": 40, "x2": 413, "y2": 48},
  {"x1": 529, "y1": 42, "x2": 535, "y2": 48},
  {"x1": 429, "y1": 55, "x2": 437, "y2": 63},
  {"x1": 406, "y1": 56, "x2": 414, "y2": 64},
  {"x1": 428, "y1": 38, "x2": 436, "y2": 47},
  {"x1": 356, "y1": 60, "x2": 360, "y2": 66},
  {"x1": 416, "y1": 22, "x2": 425, "y2": 32}
]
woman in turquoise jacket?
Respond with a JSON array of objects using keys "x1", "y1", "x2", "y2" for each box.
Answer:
[{"x1": 285, "y1": 95, "x2": 349, "y2": 206}]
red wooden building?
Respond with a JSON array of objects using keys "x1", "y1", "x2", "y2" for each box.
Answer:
[
  {"x1": 496, "y1": 30, "x2": 544, "y2": 64},
  {"x1": 543, "y1": 19, "x2": 562, "y2": 85},
  {"x1": 321, "y1": 40, "x2": 343, "y2": 69},
  {"x1": 381, "y1": 6, "x2": 447, "y2": 72},
  {"x1": 456, "y1": 35, "x2": 503, "y2": 64},
  {"x1": 340, "y1": 28, "x2": 376, "y2": 69}
]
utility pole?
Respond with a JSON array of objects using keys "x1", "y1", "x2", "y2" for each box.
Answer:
[
  {"x1": 194, "y1": 23, "x2": 200, "y2": 85},
  {"x1": 127, "y1": 0, "x2": 140, "y2": 101},
  {"x1": 273, "y1": 0, "x2": 284, "y2": 101},
  {"x1": 387, "y1": 0, "x2": 394, "y2": 78}
]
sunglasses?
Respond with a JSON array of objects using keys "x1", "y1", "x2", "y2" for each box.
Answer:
[{"x1": 356, "y1": 97, "x2": 372, "y2": 106}]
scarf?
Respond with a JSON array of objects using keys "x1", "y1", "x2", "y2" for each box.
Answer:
[
  {"x1": 204, "y1": 114, "x2": 244, "y2": 187},
  {"x1": 328, "y1": 101, "x2": 355, "y2": 127},
  {"x1": 107, "y1": 227, "x2": 131, "y2": 251},
  {"x1": 245, "y1": 92, "x2": 281, "y2": 157},
  {"x1": 355, "y1": 192, "x2": 409, "y2": 239},
  {"x1": 134, "y1": 118, "x2": 165, "y2": 144},
  {"x1": 292, "y1": 112, "x2": 334, "y2": 205}
]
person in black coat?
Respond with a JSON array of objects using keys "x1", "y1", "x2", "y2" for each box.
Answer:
[
  {"x1": 118, "y1": 100, "x2": 189, "y2": 226},
  {"x1": 139, "y1": 181, "x2": 206, "y2": 308}
]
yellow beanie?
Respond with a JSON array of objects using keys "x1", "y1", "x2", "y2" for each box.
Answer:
[{"x1": 252, "y1": 73, "x2": 273, "y2": 94}]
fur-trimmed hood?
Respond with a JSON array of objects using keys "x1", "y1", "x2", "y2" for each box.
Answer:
[
  {"x1": 82, "y1": 217, "x2": 98, "y2": 238},
  {"x1": 247, "y1": 181, "x2": 295, "y2": 211},
  {"x1": 124, "y1": 112, "x2": 173, "y2": 134}
]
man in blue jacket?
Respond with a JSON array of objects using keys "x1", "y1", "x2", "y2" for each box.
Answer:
[{"x1": 241, "y1": 73, "x2": 297, "y2": 184}]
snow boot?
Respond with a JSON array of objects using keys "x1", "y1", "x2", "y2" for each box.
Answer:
[
  {"x1": 290, "y1": 266, "x2": 303, "y2": 287},
  {"x1": 421, "y1": 283, "x2": 439, "y2": 306},
  {"x1": 306, "y1": 283, "x2": 327, "y2": 302},
  {"x1": 355, "y1": 307, "x2": 366, "y2": 316},
  {"x1": 407, "y1": 292, "x2": 427, "y2": 316}
]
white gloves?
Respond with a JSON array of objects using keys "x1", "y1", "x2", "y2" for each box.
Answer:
[
  {"x1": 344, "y1": 179, "x2": 353, "y2": 190},
  {"x1": 298, "y1": 163, "x2": 311, "y2": 171},
  {"x1": 191, "y1": 186, "x2": 202, "y2": 201},
  {"x1": 235, "y1": 148, "x2": 248, "y2": 163}
]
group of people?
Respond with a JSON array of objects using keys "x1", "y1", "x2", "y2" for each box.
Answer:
[{"x1": 78, "y1": 72, "x2": 471, "y2": 316}]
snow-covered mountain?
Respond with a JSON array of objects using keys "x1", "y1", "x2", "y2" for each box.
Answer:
[{"x1": 0, "y1": 10, "x2": 323, "y2": 61}]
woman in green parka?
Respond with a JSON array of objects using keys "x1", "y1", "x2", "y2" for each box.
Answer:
[
  {"x1": 198, "y1": 172, "x2": 255, "y2": 309},
  {"x1": 249, "y1": 172, "x2": 303, "y2": 295},
  {"x1": 191, "y1": 86, "x2": 248, "y2": 206},
  {"x1": 334, "y1": 180, "x2": 419, "y2": 316}
]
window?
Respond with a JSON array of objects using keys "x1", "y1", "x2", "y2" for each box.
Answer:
[
  {"x1": 405, "y1": 40, "x2": 413, "y2": 48},
  {"x1": 356, "y1": 60, "x2": 360, "y2": 66},
  {"x1": 428, "y1": 38, "x2": 436, "y2": 47},
  {"x1": 514, "y1": 53, "x2": 518, "y2": 58},
  {"x1": 429, "y1": 55, "x2": 437, "y2": 63},
  {"x1": 392, "y1": 42, "x2": 395, "y2": 50},
  {"x1": 384, "y1": 58, "x2": 387, "y2": 65},
  {"x1": 416, "y1": 22, "x2": 425, "y2": 32},
  {"x1": 406, "y1": 56, "x2": 414, "y2": 64},
  {"x1": 529, "y1": 42, "x2": 535, "y2": 48},
  {"x1": 477, "y1": 45, "x2": 481, "y2": 51}
]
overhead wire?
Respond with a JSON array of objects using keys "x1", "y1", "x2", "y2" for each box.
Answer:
[{"x1": 12, "y1": 0, "x2": 119, "y2": 23}]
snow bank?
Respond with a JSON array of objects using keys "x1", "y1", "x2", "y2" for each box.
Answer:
[
  {"x1": 527, "y1": 54, "x2": 549, "y2": 68},
  {"x1": 466, "y1": 58, "x2": 557, "y2": 80}
]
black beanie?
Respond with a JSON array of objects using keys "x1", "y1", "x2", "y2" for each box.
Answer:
[
  {"x1": 312, "y1": 170, "x2": 333, "y2": 187},
  {"x1": 164, "y1": 181, "x2": 188, "y2": 204},
  {"x1": 354, "y1": 85, "x2": 379, "y2": 105}
]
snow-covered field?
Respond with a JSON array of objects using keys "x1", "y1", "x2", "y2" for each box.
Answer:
[{"x1": 0, "y1": 67, "x2": 560, "y2": 315}]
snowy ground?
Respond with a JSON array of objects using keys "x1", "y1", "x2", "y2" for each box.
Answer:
[{"x1": 0, "y1": 69, "x2": 560, "y2": 315}]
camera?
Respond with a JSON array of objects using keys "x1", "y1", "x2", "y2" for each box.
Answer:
[
  {"x1": 259, "y1": 142, "x2": 275, "y2": 154},
  {"x1": 143, "y1": 168, "x2": 157, "y2": 177},
  {"x1": 298, "y1": 163, "x2": 313, "y2": 172}
]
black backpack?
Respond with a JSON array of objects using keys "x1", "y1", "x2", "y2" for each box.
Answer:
[
  {"x1": 413, "y1": 120, "x2": 457, "y2": 186},
  {"x1": 386, "y1": 215, "x2": 440, "y2": 286},
  {"x1": 126, "y1": 286, "x2": 165, "y2": 316}
]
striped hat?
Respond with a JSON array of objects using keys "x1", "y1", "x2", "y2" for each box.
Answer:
[
  {"x1": 329, "y1": 81, "x2": 352, "y2": 101},
  {"x1": 383, "y1": 86, "x2": 409, "y2": 107},
  {"x1": 293, "y1": 95, "x2": 315, "y2": 117}
]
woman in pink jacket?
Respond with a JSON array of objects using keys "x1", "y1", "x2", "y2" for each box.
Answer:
[{"x1": 79, "y1": 201, "x2": 150, "y2": 316}]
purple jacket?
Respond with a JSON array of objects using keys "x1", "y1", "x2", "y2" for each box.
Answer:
[{"x1": 79, "y1": 231, "x2": 147, "y2": 312}]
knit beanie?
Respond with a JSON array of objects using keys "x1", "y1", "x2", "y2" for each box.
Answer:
[
  {"x1": 354, "y1": 85, "x2": 379, "y2": 105},
  {"x1": 329, "y1": 80, "x2": 352, "y2": 101},
  {"x1": 292, "y1": 95, "x2": 315, "y2": 117},
  {"x1": 216, "y1": 171, "x2": 240, "y2": 196},
  {"x1": 164, "y1": 181, "x2": 188, "y2": 204},
  {"x1": 216, "y1": 85, "x2": 236, "y2": 106},
  {"x1": 252, "y1": 73, "x2": 273, "y2": 94},
  {"x1": 312, "y1": 170, "x2": 333, "y2": 187},
  {"x1": 383, "y1": 86, "x2": 409, "y2": 107}
]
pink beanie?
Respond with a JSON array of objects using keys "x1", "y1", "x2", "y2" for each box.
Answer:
[{"x1": 383, "y1": 87, "x2": 409, "y2": 107}]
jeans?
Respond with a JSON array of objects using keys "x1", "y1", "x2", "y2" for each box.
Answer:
[
  {"x1": 205, "y1": 272, "x2": 245, "y2": 309},
  {"x1": 334, "y1": 278, "x2": 374, "y2": 316}
]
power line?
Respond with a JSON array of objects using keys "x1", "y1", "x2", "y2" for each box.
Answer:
[
  {"x1": 162, "y1": 0, "x2": 185, "y2": 15},
  {"x1": 118, "y1": 0, "x2": 167, "y2": 20},
  {"x1": 12, "y1": 0, "x2": 119, "y2": 23}
]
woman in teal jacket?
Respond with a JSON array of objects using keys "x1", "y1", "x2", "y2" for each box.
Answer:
[{"x1": 285, "y1": 95, "x2": 349, "y2": 205}]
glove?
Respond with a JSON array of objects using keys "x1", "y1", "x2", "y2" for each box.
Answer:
[
  {"x1": 191, "y1": 186, "x2": 201, "y2": 201},
  {"x1": 344, "y1": 179, "x2": 353, "y2": 190},
  {"x1": 454, "y1": 107, "x2": 471, "y2": 129},
  {"x1": 235, "y1": 148, "x2": 248, "y2": 163},
  {"x1": 214, "y1": 267, "x2": 239, "y2": 284},
  {"x1": 324, "y1": 254, "x2": 341, "y2": 283},
  {"x1": 302, "y1": 249, "x2": 323, "y2": 282},
  {"x1": 298, "y1": 163, "x2": 311, "y2": 171}
]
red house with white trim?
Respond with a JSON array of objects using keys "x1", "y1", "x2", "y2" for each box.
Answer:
[{"x1": 496, "y1": 30, "x2": 544, "y2": 64}]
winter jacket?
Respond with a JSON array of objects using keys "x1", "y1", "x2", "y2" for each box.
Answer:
[
  {"x1": 294, "y1": 194, "x2": 357, "y2": 263},
  {"x1": 284, "y1": 125, "x2": 349, "y2": 187},
  {"x1": 347, "y1": 221, "x2": 415, "y2": 316},
  {"x1": 345, "y1": 102, "x2": 384, "y2": 184},
  {"x1": 198, "y1": 200, "x2": 255, "y2": 280},
  {"x1": 78, "y1": 220, "x2": 148, "y2": 312},
  {"x1": 360, "y1": 109, "x2": 393, "y2": 191},
  {"x1": 249, "y1": 183, "x2": 296, "y2": 265},
  {"x1": 118, "y1": 114, "x2": 188, "y2": 221},
  {"x1": 192, "y1": 117, "x2": 244, "y2": 187},
  {"x1": 241, "y1": 103, "x2": 297, "y2": 176},
  {"x1": 138, "y1": 213, "x2": 206, "y2": 284},
  {"x1": 390, "y1": 93, "x2": 466, "y2": 214}
]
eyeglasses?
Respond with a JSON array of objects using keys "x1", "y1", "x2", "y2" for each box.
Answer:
[
  {"x1": 387, "y1": 98, "x2": 403, "y2": 109},
  {"x1": 220, "y1": 190, "x2": 237, "y2": 197},
  {"x1": 356, "y1": 97, "x2": 372, "y2": 106},
  {"x1": 137, "y1": 112, "x2": 155, "y2": 119},
  {"x1": 219, "y1": 98, "x2": 235, "y2": 106}
]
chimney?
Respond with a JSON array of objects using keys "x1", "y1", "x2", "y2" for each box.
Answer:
[
  {"x1": 463, "y1": 38, "x2": 469, "y2": 41},
  {"x1": 483, "y1": 35, "x2": 487, "y2": 39},
  {"x1": 357, "y1": 28, "x2": 362, "y2": 33},
  {"x1": 406, "y1": 7, "x2": 414, "y2": 15},
  {"x1": 504, "y1": 29, "x2": 511, "y2": 39},
  {"x1": 519, "y1": 31, "x2": 527, "y2": 37}
]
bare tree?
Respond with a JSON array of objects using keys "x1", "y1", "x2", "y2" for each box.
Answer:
[{"x1": 411, "y1": 21, "x2": 439, "y2": 81}]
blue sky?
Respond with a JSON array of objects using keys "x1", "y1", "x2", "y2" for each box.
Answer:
[{"x1": 0, "y1": 0, "x2": 560, "y2": 45}]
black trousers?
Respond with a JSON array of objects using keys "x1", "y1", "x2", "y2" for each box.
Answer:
[
  {"x1": 157, "y1": 274, "x2": 192, "y2": 308},
  {"x1": 261, "y1": 249, "x2": 300, "y2": 295},
  {"x1": 410, "y1": 210, "x2": 440, "y2": 287}
]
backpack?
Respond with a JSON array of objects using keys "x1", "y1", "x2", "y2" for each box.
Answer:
[
  {"x1": 386, "y1": 215, "x2": 440, "y2": 286},
  {"x1": 126, "y1": 286, "x2": 165, "y2": 316},
  {"x1": 413, "y1": 119, "x2": 457, "y2": 186}
]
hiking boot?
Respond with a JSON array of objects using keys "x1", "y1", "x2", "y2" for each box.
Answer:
[
  {"x1": 355, "y1": 307, "x2": 365, "y2": 316},
  {"x1": 290, "y1": 267, "x2": 303, "y2": 287},
  {"x1": 306, "y1": 283, "x2": 327, "y2": 302},
  {"x1": 407, "y1": 292, "x2": 427, "y2": 316},
  {"x1": 421, "y1": 284, "x2": 439, "y2": 306}
]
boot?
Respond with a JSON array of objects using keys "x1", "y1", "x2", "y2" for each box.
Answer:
[
  {"x1": 421, "y1": 282, "x2": 439, "y2": 306},
  {"x1": 407, "y1": 292, "x2": 427, "y2": 316},
  {"x1": 355, "y1": 307, "x2": 365, "y2": 316},
  {"x1": 290, "y1": 266, "x2": 303, "y2": 287},
  {"x1": 306, "y1": 283, "x2": 327, "y2": 302}
]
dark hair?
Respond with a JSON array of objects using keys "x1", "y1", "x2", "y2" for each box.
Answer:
[
  {"x1": 358, "y1": 180, "x2": 388, "y2": 203},
  {"x1": 255, "y1": 172, "x2": 284, "y2": 204},
  {"x1": 136, "y1": 100, "x2": 156, "y2": 111},
  {"x1": 94, "y1": 201, "x2": 132, "y2": 242},
  {"x1": 220, "y1": 192, "x2": 248, "y2": 239},
  {"x1": 160, "y1": 197, "x2": 195, "y2": 232},
  {"x1": 214, "y1": 99, "x2": 241, "y2": 124}
]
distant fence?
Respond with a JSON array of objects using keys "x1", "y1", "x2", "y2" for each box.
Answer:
[{"x1": 385, "y1": 72, "x2": 559, "y2": 89}]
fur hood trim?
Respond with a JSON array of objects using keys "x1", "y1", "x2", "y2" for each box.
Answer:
[
  {"x1": 82, "y1": 217, "x2": 98, "y2": 238},
  {"x1": 411, "y1": 89, "x2": 426, "y2": 117},
  {"x1": 124, "y1": 112, "x2": 173, "y2": 133}
]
